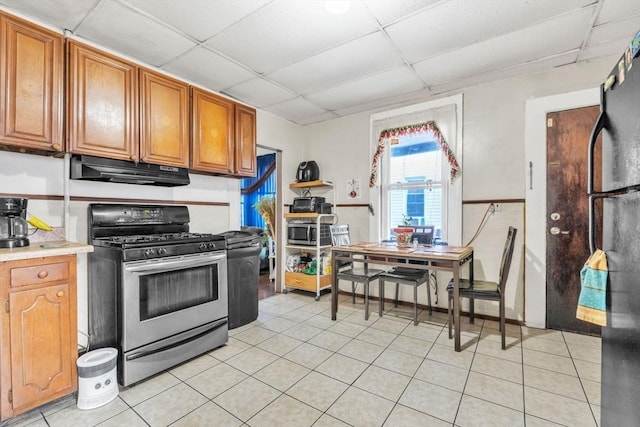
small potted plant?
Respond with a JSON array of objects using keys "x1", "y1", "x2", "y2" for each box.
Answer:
[{"x1": 393, "y1": 214, "x2": 413, "y2": 247}]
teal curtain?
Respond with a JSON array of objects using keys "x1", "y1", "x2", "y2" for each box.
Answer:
[{"x1": 241, "y1": 154, "x2": 276, "y2": 229}]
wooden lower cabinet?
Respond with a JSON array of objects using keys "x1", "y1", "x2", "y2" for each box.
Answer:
[{"x1": 0, "y1": 255, "x2": 77, "y2": 421}]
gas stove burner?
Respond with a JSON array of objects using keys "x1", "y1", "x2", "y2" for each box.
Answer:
[{"x1": 103, "y1": 232, "x2": 220, "y2": 245}]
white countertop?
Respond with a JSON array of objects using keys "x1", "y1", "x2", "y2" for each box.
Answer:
[{"x1": 0, "y1": 241, "x2": 93, "y2": 262}]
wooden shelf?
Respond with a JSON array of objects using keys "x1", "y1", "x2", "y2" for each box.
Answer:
[
  {"x1": 284, "y1": 212, "x2": 336, "y2": 219},
  {"x1": 289, "y1": 180, "x2": 333, "y2": 189}
]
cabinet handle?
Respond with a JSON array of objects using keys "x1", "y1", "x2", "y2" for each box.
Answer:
[
  {"x1": 37, "y1": 270, "x2": 49, "y2": 279},
  {"x1": 57, "y1": 291, "x2": 64, "y2": 297},
  {"x1": 52, "y1": 143, "x2": 61, "y2": 151}
]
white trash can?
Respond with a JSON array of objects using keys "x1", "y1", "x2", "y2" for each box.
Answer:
[{"x1": 76, "y1": 347, "x2": 118, "y2": 410}]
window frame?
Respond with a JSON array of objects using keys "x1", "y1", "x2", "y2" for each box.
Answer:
[{"x1": 369, "y1": 94, "x2": 462, "y2": 245}]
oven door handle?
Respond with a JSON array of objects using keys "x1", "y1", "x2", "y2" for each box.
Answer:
[{"x1": 124, "y1": 253, "x2": 226, "y2": 274}]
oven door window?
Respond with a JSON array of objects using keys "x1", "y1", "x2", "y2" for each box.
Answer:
[{"x1": 139, "y1": 264, "x2": 219, "y2": 321}]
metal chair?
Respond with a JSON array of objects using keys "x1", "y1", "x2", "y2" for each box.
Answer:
[
  {"x1": 379, "y1": 266, "x2": 432, "y2": 325},
  {"x1": 411, "y1": 225, "x2": 435, "y2": 245},
  {"x1": 329, "y1": 225, "x2": 384, "y2": 320},
  {"x1": 447, "y1": 226, "x2": 517, "y2": 349}
]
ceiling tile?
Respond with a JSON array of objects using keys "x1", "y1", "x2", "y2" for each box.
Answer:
[
  {"x1": 588, "y1": 15, "x2": 640, "y2": 46},
  {"x1": 123, "y1": 0, "x2": 270, "y2": 42},
  {"x1": 430, "y1": 50, "x2": 580, "y2": 95},
  {"x1": 162, "y1": 46, "x2": 255, "y2": 91},
  {"x1": 413, "y1": 7, "x2": 593, "y2": 86},
  {"x1": 596, "y1": 0, "x2": 640, "y2": 26},
  {"x1": 580, "y1": 37, "x2": 629, "y2": 61},
  {"x1": 75, "y1": 1, "x2": 196, "y2": 67},
  {"x1": 386, "y1": 0, "x2": 593, "y2": 62},
  {"x1": 205, "y1": 0, "x2": 379, "y2": 74},
  {"x1": 363, "y1": 0, "x2": 439, "y2": 26},
  {"x1": 267, "y1": 31, "x2": 405, "y2": 94},
  {"x1": 296, "y1": 111, "x2": 341, "y2": 125},
  {"x1": 262, "y1": 97, "x2": 329, "y2": 123},
  {"x1": 0, "y1": 0, "x2": 100, "y2": 31},
  {"x1": 223, "y1": 78, "x2": 296, "y2": 108},
  {"x1": 306, "y1": 66, "x2": 425, "y2": 110},
  {"x1": 333, "y1": 87, "x2": 432, "y2": 117}
]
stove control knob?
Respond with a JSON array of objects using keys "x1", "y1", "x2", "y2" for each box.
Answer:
[
  {"x1": 157, "y1": 248, "x2": 167, "y2": 256},
  {"x1": 144, "y1": 249, "x2": 156, "y2": 258},
  {"x1": 199, "y1": 243, "x2": 208, "y2": 251},
  {"x1": 208, "y1": 242, "x2": 215, "y2": 249}
]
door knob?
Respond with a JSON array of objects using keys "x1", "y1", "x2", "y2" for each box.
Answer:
[{"x1": 550, "y1": 227, "x2": 570, "y2": 235}]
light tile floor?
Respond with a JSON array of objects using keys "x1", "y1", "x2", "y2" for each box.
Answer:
[{"x1": 6, "y1": 291, "x2": 601, "y2": 427}]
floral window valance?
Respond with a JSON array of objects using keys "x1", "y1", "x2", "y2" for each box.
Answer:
[{"x1": 368, "y1": 121, "x2": 460, "y2": 188}]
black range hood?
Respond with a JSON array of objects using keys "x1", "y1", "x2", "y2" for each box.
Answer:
[{"x1": 70, "y1": 155, "x2": 190, "y2": 187}]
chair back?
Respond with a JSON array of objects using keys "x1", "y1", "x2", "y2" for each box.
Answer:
[
  {"x1": 498, "y1": 227, "x2": 518, "y2": 292},
  {"x1": 329, "y1": 225, "x2": 352, "y2": 268},
  {"x1": 411, "y1": 225, "x2": 435, "y2": 244},
  {"x1": 329, "y1": 225, "x2": 351, "y2": 247}
]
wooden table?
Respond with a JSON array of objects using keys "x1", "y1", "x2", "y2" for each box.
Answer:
[{"x1": 330, "y1": 242, "x2": 474, "y2": 352}]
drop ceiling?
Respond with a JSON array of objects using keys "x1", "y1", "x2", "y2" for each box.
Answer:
[{"x1": 1, "y1": 0, "x2": 639, "y2": 125}]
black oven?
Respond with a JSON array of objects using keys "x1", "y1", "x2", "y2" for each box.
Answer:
[{"x1": 87, "y1": 204, "x2": 228, "y2": 386}]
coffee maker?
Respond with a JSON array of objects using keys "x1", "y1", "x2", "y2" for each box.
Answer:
[{"x1": 0, "y1": 198, "x2": 29, "y2": 248}]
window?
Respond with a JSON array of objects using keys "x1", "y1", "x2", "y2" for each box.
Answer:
[
  {"x1": 240, "y1": 153, "x2": 276, "y2": 229},
  {"x1": 370, "y1": 95, "x2": 462, "y2": 245},
  {"x1": 382, "y1": 134, "x2": 445, "y2": 240}
]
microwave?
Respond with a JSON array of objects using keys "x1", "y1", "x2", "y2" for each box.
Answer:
[{"x1": 287, "y1": 222, "x2": 332, "y2": 246}]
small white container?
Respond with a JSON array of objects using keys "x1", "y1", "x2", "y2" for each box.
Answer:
[{"x1": 76, "y1": 348, "x2": 118, "y2": 410}]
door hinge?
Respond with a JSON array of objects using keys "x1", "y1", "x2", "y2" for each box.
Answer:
[
  {"x1": 547, "y1": 118, "x2": 554, "y2": 127},
  {"x1": 8, "y1": 389, "x2": 12, "y2": 403}
]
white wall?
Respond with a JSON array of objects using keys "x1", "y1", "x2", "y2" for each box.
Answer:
[
  {"x1": 0, "y1": 110, "x2": 302, "y2": 346},
  {"x1": 302, "y1": 55, "x2": 617, "y2": 323}
]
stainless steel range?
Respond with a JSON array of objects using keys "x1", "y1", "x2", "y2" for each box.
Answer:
[{"x1": 87, "y1": 204, "x2": 228, "y2": 386}]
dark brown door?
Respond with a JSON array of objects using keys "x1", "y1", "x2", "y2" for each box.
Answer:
[{"x1": 546, "y1": 106, "x2": 601, "y2": 335}]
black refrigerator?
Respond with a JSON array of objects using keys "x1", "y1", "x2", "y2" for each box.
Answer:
[{"x1": 588, "y1": 31, "x2": 640, "y2": 427}]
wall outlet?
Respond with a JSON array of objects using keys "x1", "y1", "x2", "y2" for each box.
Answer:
[{"x1": 493, "y1": 203, "x2": 502, "y2": 212}]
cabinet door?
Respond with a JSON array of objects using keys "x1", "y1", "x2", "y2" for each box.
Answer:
[
  {"x1": 9, "y1": 284, "x2": 74, "y2": 413},
  {"x1": 0, "y1": 13, "x2": 63, "y2": 152},
  {"x1": 67, "y1": 40, "x2": 138, "y2": 160},
  {"x1": 235, "y1": 104, "x2": 256, "y2": 177},
  {"x1": 140, "y1": 69, "x2": 189, "y2": 167},
  {"x1": 191, "y1": 87, "x2": 234, "y2": 174}
]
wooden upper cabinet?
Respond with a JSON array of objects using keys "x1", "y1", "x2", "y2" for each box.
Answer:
[
  {"x1": 0, "y1": 13, "x2": 63, "y2": 153},
  {"x1": 67, "y1": 40, "x2": 138, "y2": 161},
  {"x1": 235, "y1": 104, "x2": 256, "y2": 177},
  {"x1": 140, "y1": 69, "x2": 189, "y2": 167},
  {"x1": 191, "y1": 87, "x2": 234, "y2": 174}
]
